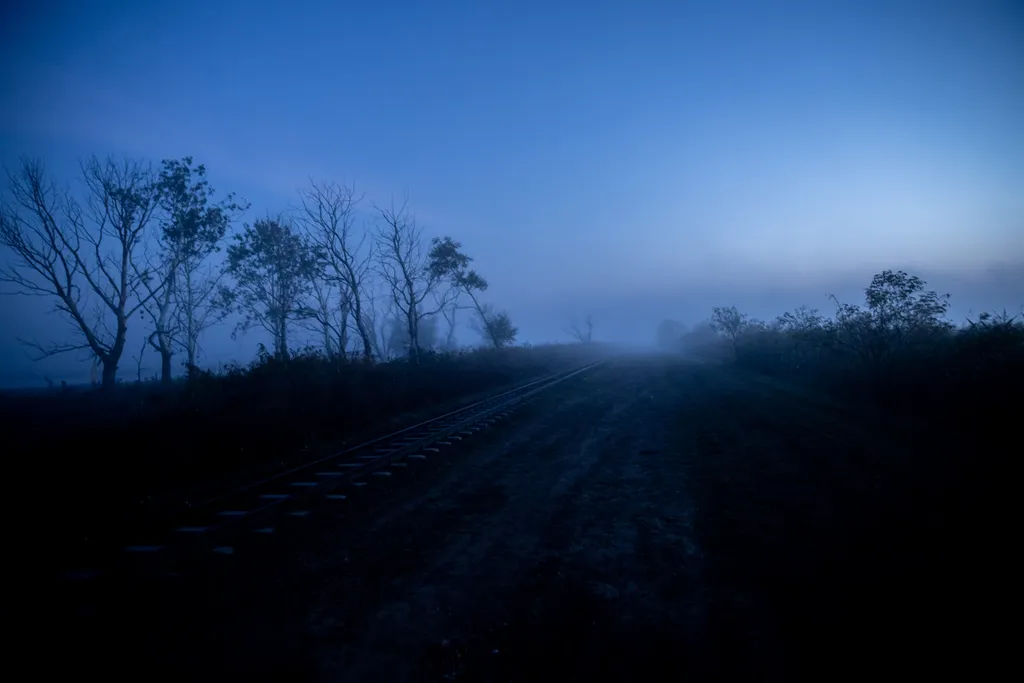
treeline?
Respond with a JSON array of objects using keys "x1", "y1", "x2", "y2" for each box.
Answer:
[
  {"x1": 0, "y1": 156, "x2": 518, "y2": 388},
  {"x1": 658, "y1": 269, "x2": 1024, "y2": 414}
]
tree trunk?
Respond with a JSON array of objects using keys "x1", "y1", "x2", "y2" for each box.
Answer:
[
  {"x1": 445, "y1": 308, "x2": 457, "y2": 349},
  {"x1": 278, "y1": 317, "x2": 289, "y2": 361},
  {"x1": 352, "y1": 299, "x2": 374, "y2": 360},
  {"x1": 153, "y1": 336, "x2": 174, "y2": 384},
  {"x1": 338, "y1": 299, "x2": 350, "y2": 359},
  {"x1": 101, "y1": 359, "x2": 118, "y2": 389},
  {"x1": 102, "y1": 322, "x2": 128, "y2": 389},
  {"x1": 322, "y1": 322, "x2": 334, "y2": 357},
  {"x1": 405, "y1": 279, "x2": 420, "y2": 363},
  {"x1": 183, "y1": 269, "x2": 199, "y2": 372},
  {"x1": 160, "y1": 350, "x2": 173, "y2": 385},
  {"x1": 186, "y1": 340, "x2": 197, "y2": 373},
  {"x1": 406, "y1": 308, "x2": 419, "y2": 363},
  {"x1": 152, "y1": 265, "x2": 177, "y2": 384}
]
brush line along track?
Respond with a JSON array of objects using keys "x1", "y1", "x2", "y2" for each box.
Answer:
[{"x1": 59, "y1": 360, "x2": 605, "y2": 580}]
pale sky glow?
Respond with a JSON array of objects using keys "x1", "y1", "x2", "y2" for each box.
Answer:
[{"x1": 1, "y1": 0, "x2": 1022, "y2": 385}]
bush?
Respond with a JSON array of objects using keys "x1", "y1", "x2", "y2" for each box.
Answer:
[{"x1": 687, "y1": 270, "x2": 1024, "y2": 418}]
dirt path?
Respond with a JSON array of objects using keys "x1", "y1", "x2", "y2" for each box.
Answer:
[
  {"x1": 307, "y1": 357, "x2": 710, "y2": 681},
  {"x1": 51, "y1": 355, "x2": 997, "y2": 681}
]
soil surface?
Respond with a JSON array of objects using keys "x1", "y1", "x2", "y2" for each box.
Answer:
[{"x1": 36, "y1": 355, "x2": 1000, "y2": 681}]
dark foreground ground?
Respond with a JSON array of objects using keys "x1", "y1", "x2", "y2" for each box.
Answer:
[{"x1": 34, "y1": 355, "x2": 1006, "y2": 680}]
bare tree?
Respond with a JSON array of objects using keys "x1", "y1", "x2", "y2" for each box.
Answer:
[
  {"x1": 568, "y1": 315, "x2": 594, "y2": 344},
  {"x1": 175, "y1": 257, "x2": 227, "y2": 372},
  {"x1": 136, "y1": 245, "x2": 179, "y2": 383},
  {"x1": 0, "y1": 157, "x2": 159, "y2": 388},
  {"x1": 360, "y1": 286, "x2": 388, "y2": 359},
  {"x1": 304, "y1": 266, "x2": 350, "y2": 358},
  {"x1": 132, "y1": 329, "x2": 148, "y2": 383},
  {"x1": 298, "y1": 180, "x2": 376, "y2": 360},
  {"x1": 374, "y1": 199, "x2": 450, "y2": 363}
]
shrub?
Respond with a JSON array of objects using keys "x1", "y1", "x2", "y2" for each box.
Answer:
[{"x1": 689, "y1": 270, "x2": 1024, "y2": 415}]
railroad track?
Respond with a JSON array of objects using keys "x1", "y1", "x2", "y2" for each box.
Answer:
[{"x1": 56, "y1": 360, "x2": 605, "y2": 582}]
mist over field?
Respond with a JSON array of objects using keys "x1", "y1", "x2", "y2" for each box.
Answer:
[
  {"x1": 2, "y1": 3, "x2": 1022, "y2": 679},
  {"x1": 2, "y1": 0, "x2": 1022, "y2": 387}
]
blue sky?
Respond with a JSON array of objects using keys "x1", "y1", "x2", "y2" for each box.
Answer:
[{"x1": 1, "y1": 0, "x2": 1023, "y2": 384}]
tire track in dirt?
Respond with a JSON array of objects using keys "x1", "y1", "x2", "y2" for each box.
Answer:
[{"x1": 302, "y1": 358, "x2": 709, "y2": 681}]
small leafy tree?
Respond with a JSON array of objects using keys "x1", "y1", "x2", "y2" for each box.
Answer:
[
  {"x1": 221, "y1": 217, "x2": 318, "y2": 361},
  {"x1": 141, "y1": 157, "x2": 244, "y2": 382},
  {"x1": 474, "y1": 304, "x2": 518, "y2": 348},
  {"x1": 831, "y1": 270, "x2": 951, "y2": 366},
  {"x1": 427, "y1": 235, "x2": 472, "y2": 348},
  {"x1": 427, "y1": 235, "x2": 515, "y2": 349},
  {"x1": 710, "y1": 306, "x2": 749, "y2": 358}
]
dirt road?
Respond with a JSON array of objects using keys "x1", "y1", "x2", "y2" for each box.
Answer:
[{"x1": 50, "y1": 355, "x2": 996, "y2": 681}]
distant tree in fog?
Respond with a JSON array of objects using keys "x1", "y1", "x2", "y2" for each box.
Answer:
[
  {"x1": 679, "y1": 320, "x2": 721, "y2": 352},
  {"x1": 656, "y1": 319, "x2": 687, "y2": 348},
  {"x1": 220, "y1": 216, "x2": 318, "y2": 361},
  {"x1": 0, "y1": 157, "x2": 159, "y2": 388},
  {"x1": 385, "y1": 312, "x2": 440, "y2": 356},
  {"x1": 383, "y1": 317, "x2": 405, "y2": 358},
  {"x1": 568, "y1": 315, "x2": 594, "y2": 343}
]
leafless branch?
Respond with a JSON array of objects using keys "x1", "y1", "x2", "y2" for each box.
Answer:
[
  {"x1": 0, "y1": 157, "x2": 157, "y2": 386},
  {"x1": 373, "y1": 197, "x2": 447, "y2": 362},
  {"x1": 568, "y1": 314, "x2": 594, "y2": 343},
  {"x1": 298, "y1": 179, "x2": 375, "y2": 359}
]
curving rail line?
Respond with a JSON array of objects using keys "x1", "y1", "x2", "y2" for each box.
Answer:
[{"x1": 59, "y1": 359, "x2": 605, "y2": 580}]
